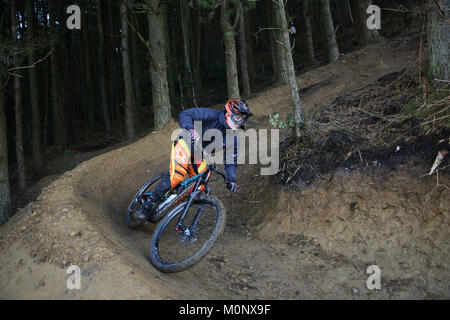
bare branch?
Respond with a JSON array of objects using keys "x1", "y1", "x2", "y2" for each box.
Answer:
[
  {"x1": 7, "y1": 48, "x2": 54, "y2": 72},
  {"x1": 255, "y1": 27, "x2": 282, "y2": 38},
  {"x1": 433, "y1": 0, "x2": 448, "y2": 19},
  {"x1": 123, "y1": 13, "x2": 155, "y2": 68}
]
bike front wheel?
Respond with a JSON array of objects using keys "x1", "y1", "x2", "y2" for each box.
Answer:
[{"x1": 149, "y1": 195, "x2": 226, "y2": 273}]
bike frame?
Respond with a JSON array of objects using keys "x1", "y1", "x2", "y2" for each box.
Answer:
[{"x1": 143, "y1": 140, "x2": 226, "y2": 231}]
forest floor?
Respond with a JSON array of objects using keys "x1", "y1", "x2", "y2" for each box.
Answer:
[{"x1": 0, "y1": 33, "x2": 449, "y2": 299}]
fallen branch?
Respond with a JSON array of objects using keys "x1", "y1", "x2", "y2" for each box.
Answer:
[
  {"x1": 421, "y1": 114, "x2": 450, "y2": 126},
  {"x1": 434, "y1": 78, "x2": 450, "y2": 83},
  {"x1": 421, "y1": 106, "x2": 449, "y2": 122},
  {"x1": 285, "y1": 166, "x2": 302, "y2": 184}
]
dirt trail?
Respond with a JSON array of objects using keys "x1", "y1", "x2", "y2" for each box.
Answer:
[{"x1": 1, "y1": 34, "x2": 448, "y2": 299}]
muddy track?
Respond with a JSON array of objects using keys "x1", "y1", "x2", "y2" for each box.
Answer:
[{"x1": 1, "y1": 34, "x2": 449, "y2": 299}]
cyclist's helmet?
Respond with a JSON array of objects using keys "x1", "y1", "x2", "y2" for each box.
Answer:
[{"x1": 225, "y1": 99, "x2": 252, "y2": 126}]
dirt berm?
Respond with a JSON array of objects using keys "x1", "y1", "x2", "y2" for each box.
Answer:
[{"x1": 1, "y1": 34, "x2": 449, "y2": 299}]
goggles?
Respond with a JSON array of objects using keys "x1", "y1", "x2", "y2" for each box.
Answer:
[{"x1": 230, "y1": 113, "x2": 249, "y2": 126}]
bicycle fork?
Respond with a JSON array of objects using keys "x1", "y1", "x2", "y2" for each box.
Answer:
[{"x1": 175, "y1": 190, "x2": 201, "y2": 232}]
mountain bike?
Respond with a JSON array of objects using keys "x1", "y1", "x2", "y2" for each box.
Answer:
[{"x1": 125, "y1": 142, "x2": 227, "y2": 273}]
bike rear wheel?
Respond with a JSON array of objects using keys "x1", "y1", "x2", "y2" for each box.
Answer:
[
  {"x1": 124, "y1": 172, "x2": 165, "y2": 229},
  {"x1": 149, "y1": 195, "x2": 226, "y2": 273}
]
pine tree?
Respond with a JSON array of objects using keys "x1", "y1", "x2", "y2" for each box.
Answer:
[
  {"x1": 10, "y1": 0, "x2": 26, "y2": 193},
  {"x1": 302, "y1": 0, "x2": 318, "y2": 65},
  {"x1": 0, "y1": 69, "x2": 10, "y2": 224},
  {"x1": 238, "y1": 2, "x2": 251, "y2": 98},
  {"x1": 352, "y1": 0, "x2": 379, "y2": 45},
  {"x1": 148, "y1": 0, "x2": 172, "y2": 129},
  {"x1": 25, "y1": 0, "x2": 43, "y2": 171},
  {"x1": 427, "y1": 0, "x2": 449, "y2": 81},
  {"x1": 220, "y1": 0, "x2": 241, "y2": 99},
  {"x1": 275, "y1": 0, "x2": 303, "y2": 137},
  {"x1": 320, "y1": 0, "x2": 340, "y2": 62},
  {"x1": 272, "y1": 0, "x2": 288, "y2": 83},
  {"x1": 120, "y1": 1, "x2": 136, "y2": 141},
  {"x1": 97, "y1": 0, "x2": 112, "y2": 136}
]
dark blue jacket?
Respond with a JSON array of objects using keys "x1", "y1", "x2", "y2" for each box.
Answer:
[{"x1": 178, "y1": 108, "x2": 238, "y2": 182}]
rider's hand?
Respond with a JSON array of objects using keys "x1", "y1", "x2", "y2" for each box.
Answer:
[
  {"x1": 226, "y1": 181, "x2": 239, "y2": 193},
  {"x1": 190, "y1": 129, "x2": 199, "y2": 140},
  {"x1": 190, "y1": 129, "x2": 200, "y2": 145}
]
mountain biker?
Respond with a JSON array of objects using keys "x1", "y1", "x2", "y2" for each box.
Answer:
[{"x1": 134, "y1": 98, "x2": 252, "y2": 221}]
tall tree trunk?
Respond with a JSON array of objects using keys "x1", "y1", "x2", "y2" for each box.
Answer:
[
  {"x1": 131, "y1": 31, "x2": 142, "y2": 110},
  {"x1": 220, "y1": 0, "x2": 241, "y2": 99},
  {"x1": 272, "y1": 0, "x2": 289, "y2": 83},
  {"x1": 266, "y1": 0, "x2": 277, "y2": 75},
  {"x1": 25, "y1": 0, "x2": 43, "y2": 172},
  {"x1": 238, "y1": 2, "x2": 251, "y2": 98},
  {"x1": 62, "y1": 49, "x2": 70, "y2": 147},
  {"x1": 245, "y1": 17, "x2": 255, "y2": 86},
  {"x1": 106, "y1": 0, "x2": 117, "y2": 122},
  {"x1": 10, "y1": 0, "x2": 26, "y2": 193},
  {"x1": 48, "y1": 0, "x2": 63, "y2": 151},
  {"x1": 50, "y1": 49, "x2": 62, "y2": 149},
  {"x1": 427, "y1": 0, "x2": 449, "y2": 81},
  {"x1": 178, "y1": 73, "x2": 185, "y2": 110},
  {"x1": 97, "y1": 0, "x2": 111, "y2": 136},
  {"x1": 0, "y1": 76, "x2": 10, "y2": 224},
  {"x1": 320, "y1": 0, "x2": 340, "y2": 62},
  {"x1": 352, "y1": 0, "x2": 379, "y2": 45},
  {"x1": 275, "y1": 0, "x2": 303, "y2": 138},
  {"x1": 166, "y1": 1, "x2": 180, "y2": 115},
  {"x1": 148, "y1": 0, "x2": 171, "y2": 130},
  {"x1": 77, "y1": 41, "x2": 88, "y2": 126},
  {"x1": 43, "y1": 60, "x2": 49, "y2": 146},
  {"x1": 303, "y1": 0, "x2": 318, "y2": 64},
  {"x1": 120, "y1": 2, "x2": 136, "y2": 141},
  {"x1": 81, "y1": 1, "x2": 95, "y2": 130},
  {"x1": 193, "y1": 0, "x2": 202, "y2": 94},
  {"x1": 180, "y1": 0, "x2": 198, "y2": 107}
]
